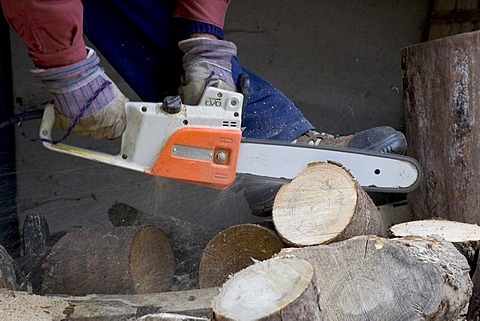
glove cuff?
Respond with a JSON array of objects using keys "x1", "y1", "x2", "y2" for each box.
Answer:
[
  {"x1": 31, "y1": 48, "x2": 116, "y2": 118},
  {"x1": 178, "y1": 37, "x2": 237, "y2": 73}
]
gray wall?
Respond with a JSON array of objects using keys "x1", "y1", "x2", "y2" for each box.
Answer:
[{"x1": 10, "y1": 1, "x2": 429, "y2": 233}]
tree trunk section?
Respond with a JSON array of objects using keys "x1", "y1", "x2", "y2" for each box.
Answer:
[
  {"x1": 41, "y1": 226, "x2": 174, "y2": 295},
  {"x1": 199, "y1": 224, "x2": 283, "y2": 288},
  {"x1": 389, "y1": 219, "x2": 480, "y2": 320},
  {"x1": 402, "y1": 30, "x2": 480, "y2": 223},
  {"x1": 280, "y1": 235, "x2": 472, "y2": 320},
  {"x1": 108, "y1": 202, "x2": 217, "y2": 291},
  {"x1": 211, "y1": 257, "x2": 321, "y2": 321},
  {"x1": 272, "y1": 162, "x2": 384, "y2": 246}
]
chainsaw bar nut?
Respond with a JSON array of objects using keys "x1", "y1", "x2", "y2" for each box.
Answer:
[{"x1": 214, "y1": 150, "x2": 229, "y2": 164}]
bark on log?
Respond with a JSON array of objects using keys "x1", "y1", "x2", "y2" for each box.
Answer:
[
  {"x1": 136, "y1": 313, "x2": 208, "y2": 321},
  {"x1": 0, "y1": 244, "x2": 17, "y2": 290},
  {"x1": 279, "y1": 235, "x2": 472, "y2": 320},
  {"x1": 211, "y1": 257, "x2": 321, "y2": 321},
  {"x1": 108, "y1": 202, "x2": 217, "y2": 291},
  {"x1": 402, "y1": 30, "x2": 480, "y2": 223},
  {"x1": 41, "y1": 226, "x2": 174, "y2": 296},
  {"x1": 390, "y1": 220, "x2": 480, "y2": 321},
  {"x1": 272, "y1": 162, "x2": 384, "y2": 246},
  {"x1": 0, "y1": 287, "x2": 217, "y2": 321},
  {"x1": 199, "y1": 224, "x2": 283, "y2": 288}
]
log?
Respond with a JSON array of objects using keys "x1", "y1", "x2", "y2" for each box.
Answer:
[
  {"x1": 108, "y1": 202, "x2": 217, "y2": 291},
  {"x1": 0, "y1": 244, "x2": 17, "y2": 290},
  {"x1": 199, "y1": 224, "x2": 283, "y2": 288},
  {"x1": 41, "y1": 226, "x2": 174, "y2": 295},
  {"x1": 272, "y1": 162, "x2": 384, "y2": 246},
  {"x1": 0, "y1": 287, "x2": 217, "y2": 320},
  {"x1": 402, "y1": 30, "x2": 480, "y2": 223},
  {"x1": 388, "y1": 219, "x2": 480, "y2": 267},
  {"x1": 280, "y1": 235, "x2": 472, "y2": 320},
  {"x1": 136, "y1": 313, "x2": 208, "y2": 321},
  {"x1": 211, "y1": 257, "x2": 320, "y2": 321},
  {"x1": 389, "y1": 220, "x2": 480, "y2": 320}
]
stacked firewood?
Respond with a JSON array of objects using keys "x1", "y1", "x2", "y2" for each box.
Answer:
[{"x1": 0, "y1": 161, "x2": 478, "y2": 320}]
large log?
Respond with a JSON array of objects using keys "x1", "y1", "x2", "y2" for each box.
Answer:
[
  {"x1": 402, "y1": 30, "x2": 480, "y2": 223},
  {"x1": 108, "y1": 202, "x2": 217, "y2": 291},
  {"x1": 41, "y1": 226, "x2": 174, "y2": 295},
  {"x1": 211, "y1": 257, "x2": 320, "y2": 321},
  {"x1": 199, "y1": 224, "x2": 283, "y2": 288},
  {"x1": 0, "y1": 287, "x2": 217, "y2": 320},
  {"x1": 388, "y1": 219, "x2": 480, "y2": 320},
  {"x1": 280, "y1": 235, "x2": 472, "y2": 320},
  {"x1": 272, "y1": 162, "x2": 384, "y2": 246}
]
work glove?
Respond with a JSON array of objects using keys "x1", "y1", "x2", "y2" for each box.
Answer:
[
  {"x1": 32, "y1": 48, "x2": 128, "y2": 140},
  {"x1": 178, "y1": 37, "x2": 237, "y2": 105}
]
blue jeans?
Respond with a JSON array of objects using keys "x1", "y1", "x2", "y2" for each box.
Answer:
[{"x1": 82, "y1": 0, "x2": 313, "y2": 142}]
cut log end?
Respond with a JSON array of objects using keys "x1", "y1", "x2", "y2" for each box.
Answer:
[
  {"x1": 273, "y1": 162, "x2": 383, "y2": 246},
  {"x1": 212, "y1": 257, "x2": 320, "y2": 321},
  {"x1": 130, "y1": 226, "x2": 175, "y2": 294},
  {"x1": 199, "y1": 224, "x2": 283, "y2": 288}
]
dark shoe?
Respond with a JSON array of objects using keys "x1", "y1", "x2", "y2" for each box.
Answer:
[{"x1": 295, "y1": 126, "x2": 407, "y2": 154}]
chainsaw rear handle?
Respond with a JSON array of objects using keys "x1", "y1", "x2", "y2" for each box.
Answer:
[
  {"x1": 39, "y1": 87, "x2": 245, "y2": 189},
  {"x1": 39, "y1": 104, "x2": 143, "y2": 171}
]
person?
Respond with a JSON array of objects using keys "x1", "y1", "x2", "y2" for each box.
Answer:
[{"x1": 0, "y1": 0, "x2": 407, "y2": 154}]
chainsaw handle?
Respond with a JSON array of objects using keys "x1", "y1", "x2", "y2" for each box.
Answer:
[{"x1": 39, "y1": 104, "x2": 144, "y2": 171}]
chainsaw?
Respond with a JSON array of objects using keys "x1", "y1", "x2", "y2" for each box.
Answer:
[{"x1": 39, "y1": 87, "x2": 421, "y2": 192}]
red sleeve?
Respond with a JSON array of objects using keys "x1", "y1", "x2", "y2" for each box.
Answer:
[
  {"x1": 174, "y1": 0, "x2": 231, "y2": 29},
  {"x1": 1, "y1": 0, "x2": 86, "y2": 68}
]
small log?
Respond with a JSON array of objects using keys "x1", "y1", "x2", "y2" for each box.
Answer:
[
  {"x1": 211, "y1": 257, "x2": 320, "y2": 321},
  {"x1": 0, "y1": 287, "x2": 217, "y2": 320},
  {"x1": 108, "y1": 202, "x2": 217, "y2": 290},
  {"x1": 199, "y1": 224, "x2": 283, "y2": 288},
  {"x1": 41, "y1": 226, "x2": 174, "y2": 295},
  {"x1": 0, "y1": 245, "x2": 17, "y2": 290},
  {"x1": 273, "y1": 162, "x2": 384, "y2": 246},
  {"x1": 280, "y1": 235, "x2": 472, "y2": 320}
]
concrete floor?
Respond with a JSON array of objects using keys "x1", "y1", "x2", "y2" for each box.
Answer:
[{"x1": 8, "y1": 1, "x2": 429, "y2": 234}]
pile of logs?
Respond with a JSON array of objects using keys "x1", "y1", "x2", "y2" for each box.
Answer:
[{"x1": 0, "y1": 161, "x2": 478, "y2": 320}]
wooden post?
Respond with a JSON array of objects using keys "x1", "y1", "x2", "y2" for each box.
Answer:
[{"x1": 402, "y1": 30, "x2": 480, "y2": 223}]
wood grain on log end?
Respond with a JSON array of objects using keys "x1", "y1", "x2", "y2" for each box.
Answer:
[
  {"x1": 273, "y1": 162, "x2": 383, "y2": 246},
  {"x1": 199, "y1": 224, "x2": 283, "y2": 288},
  {"x1": 212, "y1": 257, "x2": 320, "y2": 321}
]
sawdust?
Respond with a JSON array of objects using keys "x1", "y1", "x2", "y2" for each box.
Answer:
[{"x1": 0, "y1": 290, "x2": 69, "y2": 321}]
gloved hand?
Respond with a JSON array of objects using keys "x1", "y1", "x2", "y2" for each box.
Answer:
[
  {"x1": 32, "y1": 48, "x2": 128, "y2": 140},
  {"x1": 178, "y1": 37, "x2": 237, "y2": 105}
]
